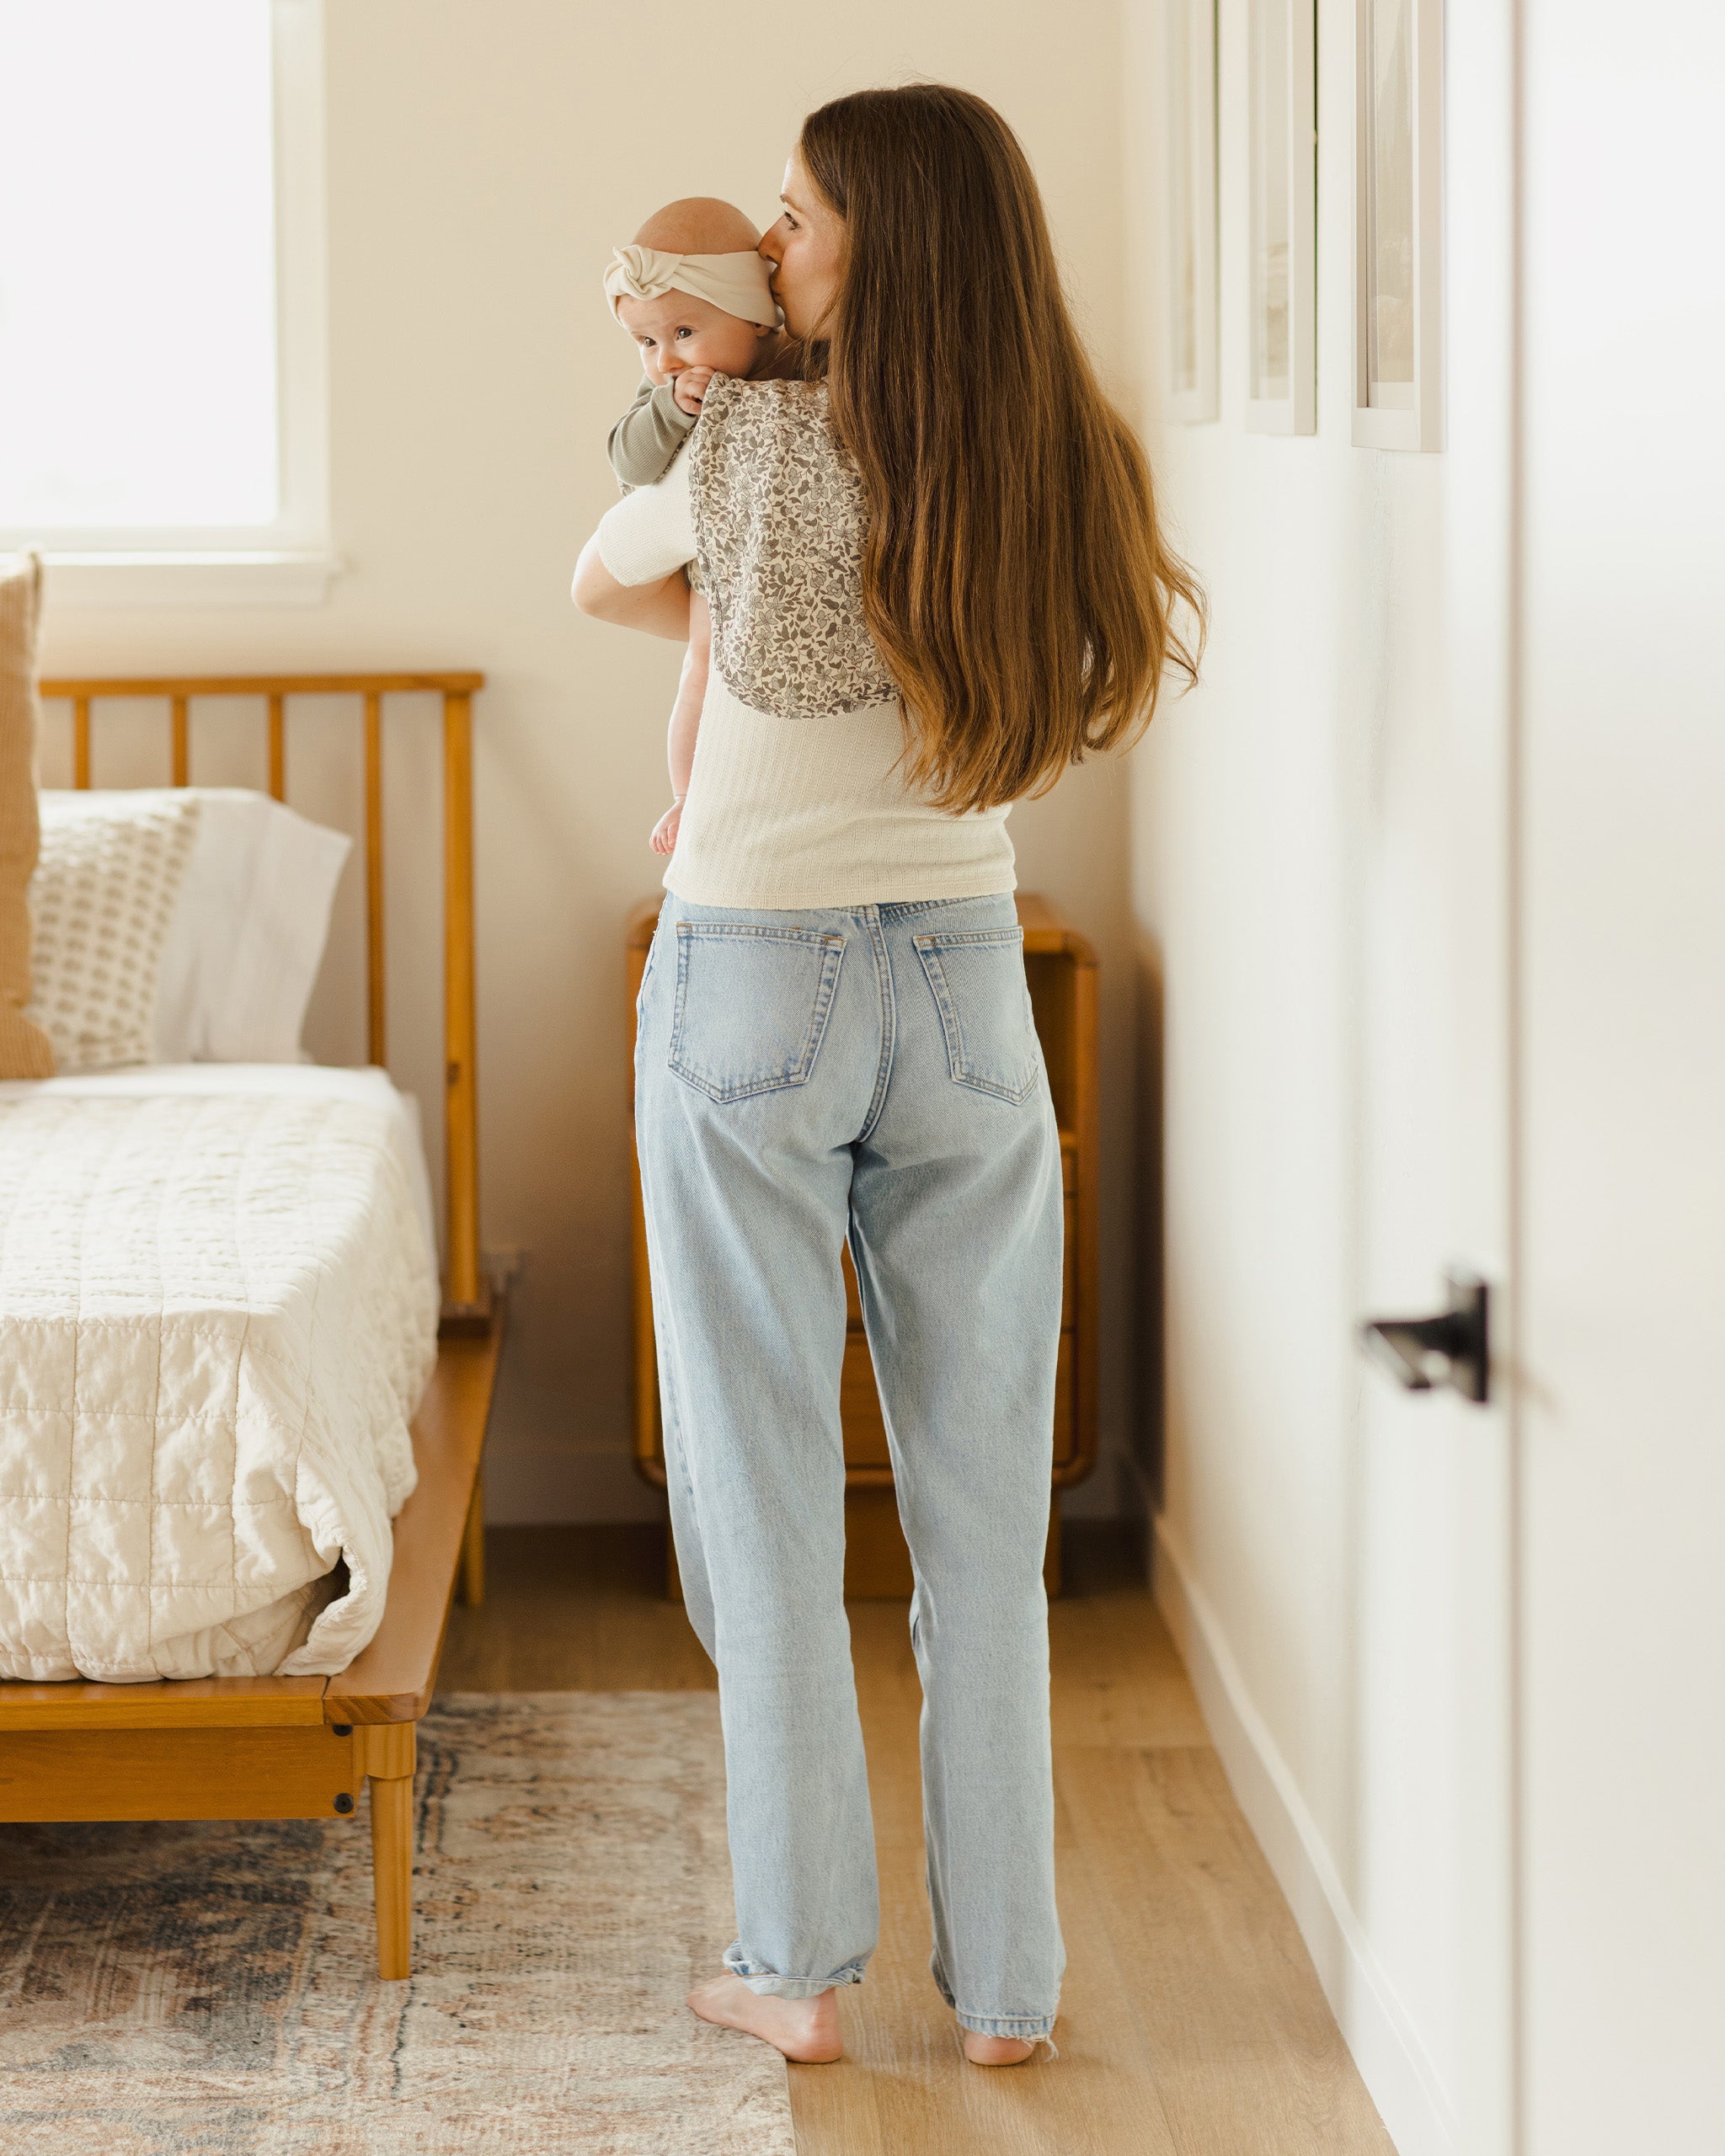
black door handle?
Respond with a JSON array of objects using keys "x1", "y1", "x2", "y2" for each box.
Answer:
[{"x1": 1359, "y1": 1272, "x2": 1490, "y2": 1404}]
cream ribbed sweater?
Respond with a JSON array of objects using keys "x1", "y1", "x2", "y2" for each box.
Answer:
[{"x1": 589, "y1": 387, "x2": 1016, "y2": 912}]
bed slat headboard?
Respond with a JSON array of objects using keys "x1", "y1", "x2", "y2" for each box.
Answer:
[{"x1": 37, "y1": 671, "x2": 488, "y2": 1320}]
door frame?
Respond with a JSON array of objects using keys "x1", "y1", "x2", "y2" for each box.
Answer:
[{"x1": 1441, "y1": 0, "x2": 1522, "y2": 2149}]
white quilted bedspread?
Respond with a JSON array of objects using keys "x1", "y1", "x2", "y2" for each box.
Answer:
[{"x1": 0, "y1": 1077, "x2": 439, "y2": 1682}]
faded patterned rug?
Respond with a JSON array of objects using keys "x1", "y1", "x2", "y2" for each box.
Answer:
[{"x1": 0, "y1": 1693, "x2": 795, "y2": 2155}]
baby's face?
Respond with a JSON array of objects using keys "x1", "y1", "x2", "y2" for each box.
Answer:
[{"x1": 615, "y1": 290, "x2": 767, "y2": 387}]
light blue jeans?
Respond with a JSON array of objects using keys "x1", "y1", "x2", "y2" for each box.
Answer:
[{"x1": 634, "y1": 889, "x2": 1065, "y2": 2040}]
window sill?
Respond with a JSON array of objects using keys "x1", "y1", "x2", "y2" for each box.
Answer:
[{"x1": 35, "y1": 550, "x2": 344, "y2": 608}]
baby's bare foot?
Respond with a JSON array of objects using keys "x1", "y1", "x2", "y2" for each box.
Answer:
[
  {"x1": 687, "y1": 1973, "x2": 843, "y2": 2063},
  {"x1": 962, "y1": 2029, "x2": 1040, "y2": 2066}
]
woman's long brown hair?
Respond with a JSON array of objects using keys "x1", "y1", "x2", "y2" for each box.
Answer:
[{"x1": 798, "y1": 85, "x2": 1204, "y2": 812}]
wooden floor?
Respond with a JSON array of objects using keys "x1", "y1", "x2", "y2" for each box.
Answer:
[{"x1": 440, "y1": 1524, "x2": 1396, "y2": 2156}]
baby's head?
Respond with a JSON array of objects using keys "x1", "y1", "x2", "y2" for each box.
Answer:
[{"x1": 606, "y1": 198, "x2": 780, "y2": 389}]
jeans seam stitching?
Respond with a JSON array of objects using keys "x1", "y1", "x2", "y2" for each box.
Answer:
[
  {"x1": 857, "y1": 916, "x2": 895, "y2": 1145},
  {"x1": 914, "y1": 945, "x2": 965, "y2": 1083},
  {"x1": 879, "y1": 894, "x2": 1009, "y2": 923},
  {"x1": 913, "y1": 929, "x2": 1025, "y2": 950},
  {"x1": 676, "y1": 925, "x2": 844, "y2": 946}
]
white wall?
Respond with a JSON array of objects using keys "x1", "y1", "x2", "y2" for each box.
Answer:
[
  {"x1": 35, "y1": 0, "x2": 1143, "y2": 1525},
  {"x1": 1120, "y1": 0, "x2": 1385, "y2": 1862},
  {"x1": 1118, "y1": 3, "x2": 1486, "y2": 2150}
]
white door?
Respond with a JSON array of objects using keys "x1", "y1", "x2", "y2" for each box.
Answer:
[
  {"x1": 1348, "y1": 4, "x2": 1520, "y2": 2153},
  {"x1": 1375, "y1": 3, "x2": 1725, "y2": 2147},
  {"x1": 1516, "y1": 4, "x2": 1725, "y2": 2151}
]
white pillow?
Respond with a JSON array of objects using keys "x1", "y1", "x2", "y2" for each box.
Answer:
[
  {"x1": 36, "y1": 790, "x2": 351, "y2": 1067},
  {"x1": 29, "y1": 792, "x2": 202, "y2": 1070},
  {"x1": 150, "y1": 789, "x2": 351, "y2": 1063}
]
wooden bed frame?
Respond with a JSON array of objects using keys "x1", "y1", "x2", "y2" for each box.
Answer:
[{"x1": 0, "y1": 673, "x2": 501, "y2": 1979}]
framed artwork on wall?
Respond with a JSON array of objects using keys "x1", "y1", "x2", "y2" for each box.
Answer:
[
  {"x1": 1353, "y1": 0, "x2": 1444, "y2": 449},
  {"x1": 1166, "y1": 0, "x2": 1218, "y2": 423},
  {"x1": 1245, "y1": 0, "x2": 1317, "y2": 435}
]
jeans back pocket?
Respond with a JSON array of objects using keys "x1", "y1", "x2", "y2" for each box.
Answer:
[
  {"x1": 669, "y1": 923, "x2": 846, "y2": 1102},
  {"x1": 913, "y1": 927, "x2": 1041, "y2": 1102}
]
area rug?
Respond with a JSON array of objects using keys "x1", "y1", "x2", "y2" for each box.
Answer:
[{"x1": 0, "y1": 1693, "x2": 795, "y2": 2156}]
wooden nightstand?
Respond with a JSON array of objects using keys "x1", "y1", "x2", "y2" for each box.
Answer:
[{"x1": 626, "y1": 894, "x2": 1099, "y2": 1597}]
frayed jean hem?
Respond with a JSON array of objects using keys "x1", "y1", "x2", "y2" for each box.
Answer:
[
  {"x1": 725, "y1": 1948, "x2": 867, "y2": 1999},
  {"x1": 953, "y1": 2009, "x2": 1058, "y2": 2039},
  {"x1": 932, "y1": 1967, "x2": 1057, "y2": 2039}
]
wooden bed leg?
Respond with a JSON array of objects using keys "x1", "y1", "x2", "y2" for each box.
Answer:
[
  {"x1": 458, "y1": 1480, "x2": 485, "y2": 1608},
  {"x1": 370, "y1": 1776, "x2": 414, "y2": 1979},
  {"x1": 355, "y1": 1722, "x2": 418, "y2": 1980}
]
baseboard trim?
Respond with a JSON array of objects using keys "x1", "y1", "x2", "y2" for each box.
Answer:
[{"x1": 1151, "y1": 1513, "x2": 1456, "y2": 2156}]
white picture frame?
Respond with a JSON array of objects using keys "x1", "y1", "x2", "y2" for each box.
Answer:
[
  {"x1": 1245, "y1": 0, "x2": 1316, "y2": 435},
  {"x1": 1166, "y1": 0, "x2": 1219, "y2": 424},
  {"x1": 1353, "y1": 0, "x2": 1444, "y2": 449}
]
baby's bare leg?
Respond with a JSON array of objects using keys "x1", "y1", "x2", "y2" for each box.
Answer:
[
  {"x1": 669, "y1": 593, "x2": 708, "y2": 798},
  {"x1": 649, "y1": 591, "x2": 709, "y2": 855}
]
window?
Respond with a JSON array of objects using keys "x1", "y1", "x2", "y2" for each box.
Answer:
[
  {"x1": 1165, "y1": 0, "x2": 1219, "y2": 425},
  {"x1": 0, "y1": 0, "x2": 330, "y2": 600},
  {"x1": 1351, "y1": 0, "x2": 1444, "y2": 452},
  {"x1": 1245, "y1": 0, "x2": 1316, "y2": 436}
]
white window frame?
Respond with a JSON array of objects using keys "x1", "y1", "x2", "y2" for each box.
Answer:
[
  {"x1": 1351, "y1": 0, "x2": 1445, "y2": 451},
  {"x1": 1, "y1": 0, "x2": 334, "y2": 606},
  {"x1": 1166, "y1": 0, "x2": 1220, "y2": 425},
  {"x1": 1244, "y1": 0, "x2": 1318, "y2": 437}
]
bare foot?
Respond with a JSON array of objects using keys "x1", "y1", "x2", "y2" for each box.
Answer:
[
  {"x1": 687, "y1": 1973, "x2": 843, "y2": 2063},
  {"x1": 963, "y1": 2030, "x2": 1040, "y2": 2066}
]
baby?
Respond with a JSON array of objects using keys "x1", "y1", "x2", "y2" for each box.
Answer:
[{"x1": 605, "y1": 199, "x2": 782, "y2": 855}]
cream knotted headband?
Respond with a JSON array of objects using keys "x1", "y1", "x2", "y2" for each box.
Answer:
[{"x1": 604, "y1": 244, "x2": 780, "y2": 328}]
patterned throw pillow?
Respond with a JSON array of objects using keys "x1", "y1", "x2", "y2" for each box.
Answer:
[{"x1": 28, "y1": 793, "x2": 201, "y2": 1071}]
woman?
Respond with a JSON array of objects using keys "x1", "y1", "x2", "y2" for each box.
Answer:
[{"x1": 574, "y1": 83, "x2": 1200, "y2": 2068}]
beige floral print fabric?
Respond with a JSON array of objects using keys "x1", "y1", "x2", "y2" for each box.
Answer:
[
  {"x1": 687, "y1": 377, "x2": 899, "y2": 722},
  {"x1": 28, "y1": 792, "x2": 200, "y2": 1070},
  {"x1": 0, "y1": 553, "x2": 55, "y2": 1078}
]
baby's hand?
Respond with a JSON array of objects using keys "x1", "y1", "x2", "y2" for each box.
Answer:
[
  {"x1": 672, "y1": 366, "x2": 718, "y2": 417},
  {"x1": 649, "y1": 798, "x2": 684, "y2": 856}
]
